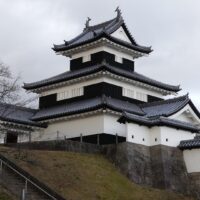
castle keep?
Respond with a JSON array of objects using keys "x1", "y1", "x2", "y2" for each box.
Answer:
[{"x1": 0, "y1": 9, "x2": 200, "y2": 196}]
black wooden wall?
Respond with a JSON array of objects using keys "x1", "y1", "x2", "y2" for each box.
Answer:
[
  {"x1": 70, "y1": 51, "x2": 134, "y2": 72},
  {"x1": 39, "y1": 82, "x2": 163, "y2": 109}
]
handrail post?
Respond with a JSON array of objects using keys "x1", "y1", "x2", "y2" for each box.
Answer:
[
  {"x1": 21, "y1": 179, "x2": 28, "y2": 200},
  {"x1": 25, "y1": 179, "x2": 28, "y2": 192},
  {"x1": 0, "y1": 155, "x2": 64, "y2": 200},
  {"x1": 21, "y1": 188, "x2": 26, "y2": 200}
]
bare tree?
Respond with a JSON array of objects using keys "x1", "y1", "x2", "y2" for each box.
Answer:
[
  {"x1": 0, "y1": 63, "x2": 21, "y2": 104},
  {"x1": 0, "y1": 62, "x2": 38, "y2": 107},
  {"x1": 0, "y1": 62, "x2": 38, "y2": 157}
]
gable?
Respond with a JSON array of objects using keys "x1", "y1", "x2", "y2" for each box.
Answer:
[
  {"x1": 175, "y1": 113, "x2": 194, "y2": 123},
  {"x1": 111, "y1": 26, "x2": 132, "y2": 44},
  {"x1": 170, "y1": 104, "x2": 200, "y2": 125}
]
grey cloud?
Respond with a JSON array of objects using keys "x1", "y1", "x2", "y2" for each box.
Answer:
[{"x1": 0, "y1": 0, "x2": 199, "y2": 108}]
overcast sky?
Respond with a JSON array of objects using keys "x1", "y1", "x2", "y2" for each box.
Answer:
[{"x1": 0, "y1": 0, "x2": 200, "y2": 108}]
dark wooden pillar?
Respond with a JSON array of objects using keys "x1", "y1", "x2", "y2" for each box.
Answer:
[
  {"x1": 116, "y1": 133, "x2": 118, "y2": 144},
  {"x1": 80, "y1": 133, "x2": 83, "y2": 143},
  {"x1": 97, "y1": 134, "x2": 100, "y2": 145}
]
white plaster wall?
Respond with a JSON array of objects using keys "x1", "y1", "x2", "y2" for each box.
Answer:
[
  {"x1": 149, "y1": 127, "x2": 161, "y2": 146},
  {"x1": 40, "y1": 77, "x2": 163, "y2": 100},
  {"x1": 14, "y1": 131, "x2": 42, "y2": 143},
  {"x1": 111, "y1": 26, "x2": 132, "y2": 44},
  {"x1": 13, "y1": 117, "x2": 195, "y2": 147},
  {"x1": 32, "y1": 113, "x2": 125, "y2": 141},
  {"x1": 71, "y1": 46, "x2": 133, "y2": 60},
  {"x1": 183, "y1": 149, "x2": 200, "y2": 173},
  {"x1": 160, "y1": 127, "x2": 194, "y2": 147},
  {"x1": 18, "y1": 134, "x2": 28, "y2": 143},
  {"x1": 28, "y1": 131, "x2": 46, "y2": 142},
  {"x1": 42, "y1": 114, "x2": 104, "y2": 140},
  {"x1": 126, "y1": 125, "x2": 162, "y2": 146},
  {"x1": 126, "y1": 123, "x2": 194, "y2": 147},
  {"x1": 103, "y1": 114, "x2": 126, "y2": 137},
  {"x1": 40, "y1": 78, "x2": 103, "y2": 96},
  {"x1": 126, "y1": 123, "x2": 151, "y2": 146}
]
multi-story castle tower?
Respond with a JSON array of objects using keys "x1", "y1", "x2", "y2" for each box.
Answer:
[
  {"x1": 0, "y1": 9, "x2": 199, "y2": 148},
  {"x1": 1, "y1": 9, "x2": 200, "y2": 197}
]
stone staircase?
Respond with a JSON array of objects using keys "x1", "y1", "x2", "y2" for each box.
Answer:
[{"x1": 0, "y1": 154, "x2": 66, "y2": 200}]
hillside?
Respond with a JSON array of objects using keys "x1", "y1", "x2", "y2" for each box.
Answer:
[
  {"x1": 0, "y1": 186, "x2": 14, "y2": 200},
  {"x1": 0, "y1": 147, "x2": 195, "y2": 200}
]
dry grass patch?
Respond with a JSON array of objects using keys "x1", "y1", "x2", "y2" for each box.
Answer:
[
  {"x1": 0, "y1": 146, "x2": 196, "y2": 200},
  {"x1": 0, "y1": 186, "x2": 15, "y2": 200}
]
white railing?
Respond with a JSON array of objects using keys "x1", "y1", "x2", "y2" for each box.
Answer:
[{"x1": 0, "y1": 155, "x2": 66, "y2": 200}]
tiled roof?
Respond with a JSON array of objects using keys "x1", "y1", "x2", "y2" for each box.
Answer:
[
  {"x1": 179, "y1": 136, "x2": 200, "y2": 150},
  {"x1": 141, "y1": 95, "x2": 189, "y2": 117},
  {"x1": 0, "y1": 103, "x2": 46, "y2": 128},
  {"x1": 118, "y1": 111, "x2": 200, "y2": 133},
  {"x1": 1, "y1": 95, "x2": 199, "y2": 134},
  {"x1": 53, "y1": 15, "x2": 152, "y2": 54},
  {"x1": 31, "y1": 94, "x2": 200, "y2": 133},
  {"x1": 23, "y1": 64, "x2": 101, "y2": 90},
  {"x1": 31, "y1": 96, "x2": 145, "y2": 121},
  {"x1": 23, "y1": 62, "x2": 180, "y2": 93}
]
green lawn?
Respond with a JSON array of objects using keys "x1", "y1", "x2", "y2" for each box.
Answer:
[{"x1": 0, "y1": 147, "x2": 196, "y2": 200}]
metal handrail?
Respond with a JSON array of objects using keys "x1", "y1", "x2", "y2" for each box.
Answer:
[{"x1": 0, "y1": 154, "x2": 66, "y2": 200}]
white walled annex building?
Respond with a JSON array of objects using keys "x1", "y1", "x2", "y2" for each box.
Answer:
[{"x1": 0, "y1": 9, "x2": 200, "y2": 153}]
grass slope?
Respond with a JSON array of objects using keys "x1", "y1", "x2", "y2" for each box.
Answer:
[
  {"x1": 0, "y1": 147, "x2": 195, "y2": 200},
  {"x1": 0, "y1": 186, "x2": 14, "y2": 200}
]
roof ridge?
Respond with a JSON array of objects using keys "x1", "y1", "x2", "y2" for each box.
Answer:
[
  {"x1": 120, "y1": 111, "x2": 199, "y2": 133},
  {"x1": 23, "y1": 63, "x2": 103, "y2": 88},
  {"x1": 140, "y1": 94, "x2": 189, "y2": 108},
  {"x1": 105, "y1": 63, "x2": 180, "y2": 91},
  {"x1": 159, "y1": 115, "x2": 196, "y2": 125},
  {"x1": 87, "y1": 17, "x2": 117, "y2": 30},
  {"x1": 132, "y1": 71, "x2": 180, "y2": 89},
  {"x1": 65, "y1": 30, "x2": 90, "y2": 45},
  {"x1": 85, "y1": 14, "x2": 138, "y2": 47},
  {"x1": 53, "y1": 12, "x2": 152, "y2": 54},
  {"x1": 69, "y1": 17, "x2": 119, "y2": 44},
  {"x1": 123, "y1": 111, "x2": 199, "y2": 126},
  {"x1": 24, "y1": 61, "x2": 180, "y2": 92}
]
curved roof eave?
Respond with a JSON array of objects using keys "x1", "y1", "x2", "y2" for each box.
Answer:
[
  {"x1": 53, "y1": 15, "x2": 152, "y2": 55},
  {"x1": 118, "y1": 111, "x2": 200, "y2": 133},
  {"x1": 23, "y1": 63, "x2": 180, "y2": 93},
  {"x1": 53, "y1": 33, "x2": 152, "y2": 55}
]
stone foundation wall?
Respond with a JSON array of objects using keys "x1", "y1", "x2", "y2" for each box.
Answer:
[
  {"x1": 103, "y1": 142, "x2": 196, "y2": 198},
  {"x1": 102, "y1": 142, "x2": 153, "y2": 186},
  {"x1": 150, "y1": 145, "x2": 192, "y2": 195},
  {"x1": 189, "y1": 173, "x2": 200, "y2": 199}
]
